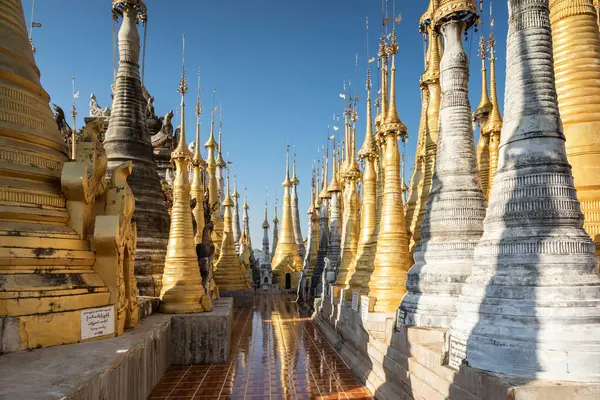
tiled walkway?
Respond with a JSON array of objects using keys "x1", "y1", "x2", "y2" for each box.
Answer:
[{"x1": 149, "y1": 293, "x2": 373, "y2": 399}]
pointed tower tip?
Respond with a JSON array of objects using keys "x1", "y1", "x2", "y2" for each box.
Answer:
[
  {"x1": 232, "y1": 175, "x2": 240, "y2": 198},
  {"x1": 474, "y1": 35, "x2": 492, "y2": 123},
  {"x1": 291, "y1": 152, "x2": 299, "y2": 186},
  {"x1": 383, "y1": 29, "x2": 408, "y2": 139},
  {"x1": 223, "y1": 167, "x2": 234, "y2": 206},
  {"x1": 282, "y1": 146, "x2": 291, "y2": 187},
  {"x1": 483, "y1": 32, "x2": 503, "y2": 134}
]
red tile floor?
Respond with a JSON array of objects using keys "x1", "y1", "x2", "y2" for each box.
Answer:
[{"x1": 149, "y1": 293, "x2": 374, "y2": 400}]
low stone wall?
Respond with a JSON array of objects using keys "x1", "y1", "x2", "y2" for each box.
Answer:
[
  {"x1": 0, "y1": 299, "x2": 234, "y2": 400},
  {"x1": 315, "y1": 303, "x2": 600, "y2": 400}
]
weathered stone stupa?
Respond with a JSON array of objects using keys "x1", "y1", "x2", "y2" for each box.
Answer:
[
  {"x1": 261, "y1": 193, "x2": 271, "y2": 265},
  {"x1": 449, "y1": 0, "x2": 600, "y2": 381},
  {"x1": 550, "y1": 0, "x2": 600, "y2": 255},
  {"x1": 311, "y1": 158, "x2": 331, "y2": 295},
  {"x1": 368, "y1": 29, "x2": 412, "y2": 313},
  {"x1": 348, "y1": 70, "x2": 378, "y2": 295},
  {"x1": 303, "y1": 175, "x2": 320, "y2": 286},
  {"x1": 103, "y1": 0, "x2": 169, "y2": 297},
  {"x1": 400, "y1": 0, "x2": 485, "y2": 328},
  {"x1": 326, "y1": 148, "x2": 343, "y2": 275},
  {"x1": 159, "y1": 38, "x2": 210, "y2": 313},
  {"x1": 290, "y1": 156, "x2": 306, "y2": 260},
  {"x1": 271, "y1": 148, "x2": 302, "y2": 289}
]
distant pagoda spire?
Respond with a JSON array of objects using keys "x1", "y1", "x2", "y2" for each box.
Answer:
[
  {"x1": 232, "y1": 174, "x2": 242, "y2": 253},
  {"x1": 290, "y1": 151, "x2": 306, "y2": 260}
]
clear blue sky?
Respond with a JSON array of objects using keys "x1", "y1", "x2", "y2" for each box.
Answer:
[{"x1": 25, "y1": 0, "x2": 508, "y2": 248}]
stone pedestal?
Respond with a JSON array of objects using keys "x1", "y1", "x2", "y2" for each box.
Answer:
[{"x1": 170, "y1": 297, "x2": 233, "y2": 364}]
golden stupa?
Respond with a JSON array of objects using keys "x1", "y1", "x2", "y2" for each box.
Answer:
[
  {"x1": 369, "y1": 29, "x2": 413, "y2": 313},
  {"x1": 0, "y1": 0, "x2": 138, "y2": 351},
  {"x1": 159, "y1": 43, "x2": 211, "y2": 313},
  {"x1": 191, "y1": 69, "x2": 207, "y2": 244},
  {"x1": 405, "y1": 6, "x2": 442, "y2": 251},
  {"x1": 475, "y1": 35, "x2": 492, "y2": 197},
  {"x1": 482, "y1": 32, "x2": 502, "y2": 198},
  {"x1": 349, "y1": 69, "x2": 378, "y2": 294},
  {"x1": 271, "y1": 148, "x2": 302, "y2": 289},
  {"x1": 335, "y1": 111, "x2": 361, "y2": 297},
  {"x1": 550, "y1": 0, "x2": 600, "y2": 255},
  {"x1": 204, "y1": 100, "x2": 224, "y2": 260},
  {"x1": 214, "y1": 169, "x2": 249, "y2": 291}
]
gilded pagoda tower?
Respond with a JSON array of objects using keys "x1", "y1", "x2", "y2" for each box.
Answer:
[
  {"x1": 205, "y1": 104, "x2": 224, "y2": 260},
  {"x1": 191, "y1": 69, "x2": 206, "y2": 244},
  {"x1": 334, "y1": 115, "x2": 361, "y2": 298},
  {"x1": 474, "y1": 34, "x2": 492, "y2": 197},
  {"x1": 349, "y1": 70, "x2": 378, "y2": 294},
  {"x1": 214, "y1": 170, "x2": 248, "y2": 291},
  {"x1": 482, "y1": 32, "x2": 503, "y2": 197},
  {"x1": 550, "y1": 0, "x2": 600, "y2": 254},
  {"x1": 290, "y1": 156, "x2": 306, "y2": 260},
  {"x1": 159, "y1": 38, "x2": 211, "y2": 313},
  {"x1": 369, "y1": 29, "x2": 413, "y2": 313},
  {"x1": 103, "y1": 0, "x2": 170, "y2": 297},
  {"x1": 215, "y1": 110, "x2": 226, "y2": 212},
  {"x1": 232, "y1": 176, "x2": 242, "y2": 253},
  {"x1": 241, "y1": 187, "x2": 254, "y2": 255},
  {"x1": 271, "y1": 196, "x2": 279, "y2": 259},
  {"x1": 271, "y1": 148, "x2": 302, "y2": 288},
  {"x1": 405, "y1": 3, "x2": 442, "y2": 251}
]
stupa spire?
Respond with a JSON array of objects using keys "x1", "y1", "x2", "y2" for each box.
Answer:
[
  {"x1": 312, "y1": 138, "x2": 332, "y2": 295},
  {"x1": 349, "y1": 62, "x2": 378, "y2": 295},
  {"x1": 191, "y1": 67, "x2": 206, "y2": 244},
  {"x1": 232, "y1": 174, "x2": 242, "y2": 253},
  {"x1": 262, "y1": 188, "x2": 270, "y2": 265},
  {"x1": 271, "y1": 190, "x2": 279, "y2": 259},
  {"x1": 204, "y1": 91, "x2": 223, "y2": 260},
  {"x1": 160, "y1": 34, "x2": 210, "y2": 313},
  {"x1": 475, "y1": 34, "x2": 491, "y2": 196},
  {"x1": 290, "y1": 151, "x2": 306, "y2": 260}
]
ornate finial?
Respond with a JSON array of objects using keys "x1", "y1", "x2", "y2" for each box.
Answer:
[
  {"x1": 223, "y1": 166, "x2": 233, "y2": 207},
  {"x1": 291, "y1": 149, "x2": 299, "y2": 185},
  {"x1": 263, "y1": 187, "x2": 269, "y2": 228},
  {"x1": 193, "y1": 68, "x2": 205, "y2": 167},
  {"x1": 204, "y1": 89, "x2": 217, "y2": 149},
  {"x1": 70, "y1": 74, "x2": 78, "y2": 160},
  {"x1": 474, "y1": 34, "x2": 491, "y2": 124},
  {"x1": 359, "y1": 68, "x2": 375, "y2": 159},
  {"x1": 283, "y1": 145, "x2": 291, "y2": 187},
  {"x1": 173, "y1": 34, "x2": 189, "y2": 155},
  {"x1": 383, "y1": 28, "x2": 408, "y2": 142},
  {"x1": 216, "y1": 104, "x2": 226, "y2": 167},
  {"x1": 195, "y1": 68, "x2": 203, "y2": 117},
  {"x1": 232, "y1": 174, "x2": 240, "y2": 198},
  {"x1": 243, "y1": 181, "x2": 249, "y2": 210}
]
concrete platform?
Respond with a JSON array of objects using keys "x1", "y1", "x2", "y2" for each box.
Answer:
[
  {"x1": 171, "y1": 297, "x2": 233, "y2": 364},
  {"x1": 0, "y1": 298, "x2": 234, "y2": 400}
]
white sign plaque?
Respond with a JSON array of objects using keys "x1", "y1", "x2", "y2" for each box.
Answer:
[
  {"x1": 351, "y1": 292, "x2": 359, "y2": 312},
  {"x1": 81, "y1": 305, "x2": 115, "y2": 340},
  {"x1": 360, "y1": 295, "x2": 369, "y2": 326}
]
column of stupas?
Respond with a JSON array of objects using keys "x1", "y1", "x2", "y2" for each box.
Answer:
[
  {"x1": 325, "y1": 146, "x2": 343, "y2": 279},
  {"x1": 400, "y1": 0, "x2": 486, "y2": 328},
  {"x1": 271, "y1": 148, "x2": 302, "y2": 289},
  {"x1": 103, "y1": 0, "x2": 170, "y2": 297},
  {"x1": 550, "y1": 0, "x2": 600, "y2": 255}
]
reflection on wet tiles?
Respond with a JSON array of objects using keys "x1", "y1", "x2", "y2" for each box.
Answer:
[{"x1": 149, "y1": 294, "x2": 373, "y2": 400}]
